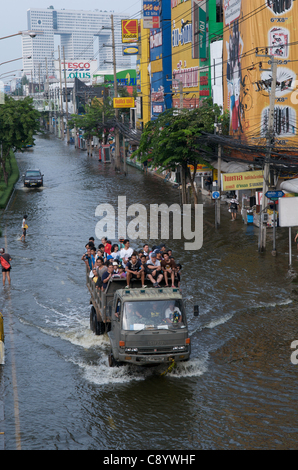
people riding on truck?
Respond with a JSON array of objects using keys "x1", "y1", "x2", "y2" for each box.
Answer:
[{"x1": 83, "y1": 237, "x2": 182, "y2": 289}]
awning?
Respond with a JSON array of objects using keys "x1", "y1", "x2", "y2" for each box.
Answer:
[
  {"x1": 280, "y1": 179, "x2": 298, "y2": 193},
  {"x1": 211, "y1": 160, "x2": 253, "y2": 173}
]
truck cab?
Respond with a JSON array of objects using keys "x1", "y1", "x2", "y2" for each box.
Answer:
[{"x1": 108, "y1": 287, "x2": 190, "y2": 367}]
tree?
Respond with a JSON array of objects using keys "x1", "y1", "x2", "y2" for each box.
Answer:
[
  {"x1": 0, "y1": 96, "x2": 40, "y2": 185},
  {"x1": 68, "y1": 97, "x2": 115, "y2": 147},
  {"x1": 132, "y1": 99, "x2": 226, "y2": 204}
]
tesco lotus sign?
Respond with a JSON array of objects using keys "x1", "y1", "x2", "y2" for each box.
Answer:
[{"x1": 55, "y1": 60, "x2": 98, "y2": 80}]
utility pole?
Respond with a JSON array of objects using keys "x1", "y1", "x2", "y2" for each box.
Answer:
[
  {"x1": 58, "y1": 46, "x2": 64, "y2": 139},
  {"x1": 257, "y1": 52, "x2": 277, "y2": 252},
  {"x1": 111, "y1": 14, "x2": 120, "y2": 171},
  {"x1": 179, "y1": 79, "x2": 187, "y2": 204},
  {"x1": 215, "y1": 122, "x2": 222, "y2": 228},
  {"x1": 45, "y1": 56, "x2": 51, "y2": 133},
  {"x1": 122, "y1": 114, "x2": 127, "y2": 175},
  {"x1": 63, "y1": 46, "x2": 70, "y2": 144}
]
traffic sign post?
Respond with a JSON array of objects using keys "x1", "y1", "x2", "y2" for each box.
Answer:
[
  {"x1": 265, "y1": 190, "x2": 284, "y2": 199},
  {"x1": 264, "y1": 190, "x2": 284, "y2": 256},
  {"x1": 212, "y1": 191, "x2": 220, "y2": 200}
]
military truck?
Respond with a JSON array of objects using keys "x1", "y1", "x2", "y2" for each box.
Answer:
[{"x1": 86, "y1": 268, "x2": 198, "y2": 367}]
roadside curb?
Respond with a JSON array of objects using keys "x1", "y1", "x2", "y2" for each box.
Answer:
[{"x1": 0, "y1": 152, "x2": 20, "y2": 210}]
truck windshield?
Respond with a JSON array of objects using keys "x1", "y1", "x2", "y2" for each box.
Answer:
[{"x1": 122, "y1": 300, "x2": 185, "y2": 331}]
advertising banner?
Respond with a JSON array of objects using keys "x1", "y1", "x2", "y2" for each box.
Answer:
[
  {"x1": 172, "y1": 0, "x2": 200, "y2": 108},
  {"x1": 143, "y1": 16, "x2": 160, "y2": 29},
  {"x1": 223, "y1": 0, "x2": 298, "y2": 145},
  {"x1": 56, "y1": 60, "x2": 98, "y2": 80},
  {"x1": 222, "y1": 170, "x2": 264, "y2": 191},
  {"x1": 122, "y1": 45, "x2": 139, "y2": 56},
  {"x1": 143, "y1": 0, "x2": 160, "y2": 17},
  {"x1": 122, "y1": 20, "x2": 138, "y2": 43},
  {"x1": 113, "y1": 97, "x2": 135, "y2": 108}
]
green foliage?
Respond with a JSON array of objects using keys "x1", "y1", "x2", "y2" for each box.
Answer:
[
  {"x1": 68, "y1": 97, "x2": 115, "y2": 141},
  {"x1": 133, "y1": 99, "x2": 222, "y2": 171},
  {"x1": 0, "y1": 151, "x2": 19, "y2": 209},
  {"x1": 0, "y1": 96, "x2": 40, "y2": 185}
]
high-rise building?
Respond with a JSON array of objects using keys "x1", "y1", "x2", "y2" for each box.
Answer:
[{"x1": 22, "y1": 6, "x2": 132, "y2": 82}]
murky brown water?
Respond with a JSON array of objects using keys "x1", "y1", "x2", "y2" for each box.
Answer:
[{"x1": 0, "y1": 134, "x2": 298, "y2": 450}]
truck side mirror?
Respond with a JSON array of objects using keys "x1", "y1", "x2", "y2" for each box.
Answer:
[{"x1": 194, "y1": 305, "x2": 199, "y2": 317}]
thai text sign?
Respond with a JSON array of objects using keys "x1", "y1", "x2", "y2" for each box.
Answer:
[
  {"x1": 222, "y1": 170, "x2": 264, "y2": 191},
  {"x1": 143, "y1": 0, "x2": 160, "y2": 17},
  {"x1": 113, "y1": 97, "x2": 135, "y2": 108},
  {"x1": 122, "y1": 20, "x2": 138, "y2": 43}
]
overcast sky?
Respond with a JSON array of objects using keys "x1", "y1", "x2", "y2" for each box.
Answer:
[{"x1": 0, "y1": 0, "x2": 142, "y2": 82}]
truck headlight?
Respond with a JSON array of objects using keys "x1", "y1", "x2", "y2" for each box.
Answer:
[
  {"x1": 173, "y1": 346, "x2": 185, "y2": 351},
  {"x1": 125, "y1": 348, "x2": 138, "y2": 353}
]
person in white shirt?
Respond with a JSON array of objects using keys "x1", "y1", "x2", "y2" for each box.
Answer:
[
  {"x1": 146, "y1": 252, "x2": 163, "y2": 287},
  {"x1": 20, "y1": 215, "x2": 28, "y2": 241},
  {"x1": 165, "y1": 302, "x2": 182, "y2": 324},
  {"x1": 119, "y1": 239, "x2": 134, "y2": 267}
]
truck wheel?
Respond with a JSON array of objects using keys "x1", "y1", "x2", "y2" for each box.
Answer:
[
  {"x1": 96, "y1": 320, "x2": 105, "y2": 336},
  {"x1": 90, "y1": 307, "x2": 104, "y2": 335},
  {"x1": 108, "y1": 353, "x2": 116, "y2": 367},
  {"x1": 90, "y1": 306, "x2": 96, "y2": 332}
]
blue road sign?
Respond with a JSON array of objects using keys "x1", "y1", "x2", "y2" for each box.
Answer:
[
  {"x1": 265, "y1": 191, "x2": 284, "y2": 199},
  {"x1": 212, "y1": 191, "x2": 220, "y2": 200}
]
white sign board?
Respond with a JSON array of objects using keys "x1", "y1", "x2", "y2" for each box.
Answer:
[
  {"x1": 279, "y1": 197, "x2": 298, "y2": 227},
  {"x1": 224, "y1": 0, "x2": 242, "y2": 26},
  {"x1": 55, "y1": 60, "x2": 98, "y2": 81}
]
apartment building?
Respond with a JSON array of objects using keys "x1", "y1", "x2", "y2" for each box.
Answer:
[{"x1": 22, "y1": 6, "x2": 131, "y2": 82}]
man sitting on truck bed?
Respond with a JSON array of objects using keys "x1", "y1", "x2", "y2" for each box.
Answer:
[
  {"x1": 101, "y1": 264, "x2": 115, "y2": 290},
  {"x1": 125, "y1": 253, "x2": 146, "y2": 289},
  {"x1": 146, "y1": 253, "x2": 163, "y2": 287}
]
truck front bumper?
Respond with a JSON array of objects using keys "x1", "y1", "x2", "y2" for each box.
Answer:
[{"x1": 118, "y1": 351, "x2": 190, "y2": 366}]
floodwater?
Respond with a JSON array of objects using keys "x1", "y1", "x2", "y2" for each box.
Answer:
[{"x1": 0, "y1": 134, "x2": 298, "y2": 450}]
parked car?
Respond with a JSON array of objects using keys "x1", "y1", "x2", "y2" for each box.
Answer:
[{"x1": 23, "y1": 169, "x2": 44, "y2": 188}]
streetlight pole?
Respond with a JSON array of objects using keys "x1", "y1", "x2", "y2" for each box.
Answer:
[
  {"x1": 58, "y1": 46, "x2": 64, "y2": 139},
  {"x1": 256, "y1": 52, "x2": 277, "y2": 252},
  {"x1": 111, "y1": 14, "x2": 120, "y2": 172},
  {"x1": 63, "y1": 46, "x2": 70, "y2": 143},
  {"x1": 0, "y1": 56, "x2": 32, "y2": 67}
]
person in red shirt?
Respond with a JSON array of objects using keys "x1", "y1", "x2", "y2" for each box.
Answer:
[
  {"x1": 0, "y1": 248, "x2": 12, "y2": 286},
  {"x1": 101, "y1": 237, "x2": 112, "y2": 256}
]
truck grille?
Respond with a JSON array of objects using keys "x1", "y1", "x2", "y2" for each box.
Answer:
[{"x1": 137, "y1": 347, "x2": 174, "y2": 355}]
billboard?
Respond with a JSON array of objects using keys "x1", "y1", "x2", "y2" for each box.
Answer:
[
  {"x1": 222, "y1": 170, "x2": 264, "y2": 191},
  {"x1": 223, "y1": 0, "x2": 298, "y2": 144},
  {"x1": 123, "y1": 45, "x2": 139, "y2": 56},
  {"x1": 172, "y1": 0, "x2": 200, "y2": 108},
  {"x1": 113, "y1": 97, "x2": 135, "y2": 108},
  {"x1": 122, "y1": 19, "x2": 138, "y2": 43},
  {"x1": 143, "y1": 0, "x2": 160, "y2": 16},
  {"x1": 55, "y1": 60, "x2": 98, "y2": 80}
]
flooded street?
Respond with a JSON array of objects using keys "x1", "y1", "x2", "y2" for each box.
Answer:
[{"x1": 0, "y1": 134, "x2": 298, "y2": 450}]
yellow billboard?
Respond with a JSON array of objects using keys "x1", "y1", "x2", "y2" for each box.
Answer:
[
  {"x1": 224, "y1": 0, "x2": 298, "y2": 146},
  {"x1": 113, "y1": 97, "x2": 135, "y2": 108},
  {"x1": 171, "y1": 0, "x2": 200, "y2": 109},
  {"x1": 122, "y1": 20, "x2": 138, "y2": 43},
  {"x1": 222, "y1": 170, "x2": 264, "y2": 191}
]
